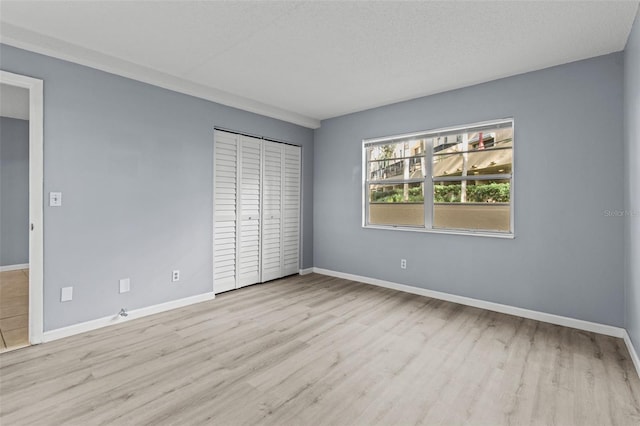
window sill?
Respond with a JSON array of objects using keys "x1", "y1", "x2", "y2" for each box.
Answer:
[{"x1": 362, "y1": 224, "x2": 515, "y2": 239}]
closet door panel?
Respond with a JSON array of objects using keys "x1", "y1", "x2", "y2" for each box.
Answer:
[
  {"x1": 213, "y1": 131, "x2": 238, "y2": 294},
  {"x1": 261, "y1": 141, "x2": 283, "y2": 282},
  {"x1": 238, "y1": 136, "x2": 262, "y2": 287},
  {"x1": 282, "y1": 145, "x2": 301, "y2": 276}
]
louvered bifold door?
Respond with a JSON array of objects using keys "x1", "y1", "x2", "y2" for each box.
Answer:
[
  {"x1": 237, "y1": 136, "x2": 262, "y2": 287},
  {"x1": 213, "y1": 130, "x2": 238, "y2": 294},
  {"x1": 261, "y1": 141, "x2": 283, "y2": 282},
  {"x1": 282, "y1": 144, "x2": 301, "y2": 276}
]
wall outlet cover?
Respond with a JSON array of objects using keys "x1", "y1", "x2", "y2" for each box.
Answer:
[
  {"x1": 172, "y1": 270, "x2": 180, "y2": 282},
  {"x1": 119, "y1": 278, "x2": 131, "y2": 293},
  {"x1": 61, "y1": 286, "x2": 73, "y2": 302}
]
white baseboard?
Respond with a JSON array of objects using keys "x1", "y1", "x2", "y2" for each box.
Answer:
[
  {"x1": 0, "y1": 263, "x2": 29, "y2": 272},
  {"x1": 43, "y1": 292, "x2": 215, "y2": 342},
  {"x1": 623, "y1": 331, "x2": 640, "y2": 379},
  {"x1": 312, "y1": 267, "x2": 626, "y2": 339},
  {"x1": 37, "y1": 266, "x2": 639, "y2": 379}
]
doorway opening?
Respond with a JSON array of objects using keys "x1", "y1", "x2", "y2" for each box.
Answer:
[{"x1": 0, "y1": 70, "x2": 43, "y2": 351}]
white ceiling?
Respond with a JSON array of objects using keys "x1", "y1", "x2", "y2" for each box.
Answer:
[
  {"x1": 0, "y1": 83, "x2": 29, "y2": 120},
  {"x1": 0, "y1": 1, "x2": 638, "y2": 129}
]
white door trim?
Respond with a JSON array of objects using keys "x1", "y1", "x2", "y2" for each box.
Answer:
[{"x1": 0, "y1": 70, "x2": 44, "y2": 345}]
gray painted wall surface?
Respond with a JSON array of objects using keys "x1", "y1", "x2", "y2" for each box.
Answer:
[
  {"x1": 314, "y1": 53, "x2": 625, "y2": 327},
  {"x1": 0, "y1": 117, "x2": 29, "y2": 266},
  {"x1": 0, "y1": 44, "x2": 314, "y2": 331},
  {"x1": 625, "y1": 9, "x2": 640, "y2": 351}
]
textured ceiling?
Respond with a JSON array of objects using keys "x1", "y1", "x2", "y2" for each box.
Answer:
[{"x1": 1, "y1": 1, "x2": 638, "y2": 128}]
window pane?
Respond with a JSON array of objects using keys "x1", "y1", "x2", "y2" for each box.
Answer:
[
  {"x1": 370, "y1": 182, "x2": 424, "y2": 203},
  {"x1": 431, "y1": 127, "x2": 512, "y2": 177},
  {"x1": 369, "y1": 183, "x2": 424, "y2": 226},
  {"x1": 432, "y1": 127, "x2": 513, "y2": 154},
  {"x1": 367, "y1": 139, "x2": 426, "y2": 181},
  {"x1": 369, "y1": 204, "x2": 425, "y2": 226},
  {"x1": 433, "y1": 181, "x2": 510, "y2": 231},
  {"x1": 433, "y1": 148, "x2": 512, "y2": 178}
]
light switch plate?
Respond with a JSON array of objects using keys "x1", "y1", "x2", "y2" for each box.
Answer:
[
  {"x1": 49, "y1": 192, "x2": 62, "y2": 207},
  {"x1": 119, "y1": 278, "x2": 130, "y2": 293},
  {"x1": 61, "y1": 286, "x2": 73, "y2": 302}
]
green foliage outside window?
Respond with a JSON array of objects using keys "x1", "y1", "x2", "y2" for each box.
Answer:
[
  {"x1": 371, "y1": 182, "x2": 510, "y2": 203},
  {"x1": 435, "y1": 182, "x2": 510, "y2": 203},
  {"x1": 370, "y1": 186, "x2": 424, "y2": 203}
]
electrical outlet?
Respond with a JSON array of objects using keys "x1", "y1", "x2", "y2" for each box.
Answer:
[
  {"x1": 119, "y1": 278, "x2": 130, "y2": 293},
  {"x1": 172, "y1": 270, "x2": 180, "y2": 282},
  {"x1": 61, "y1": 286, "x2": 73, "y2": 302},
  {"x1": 400, "y1": 259, "x2": 407, "y2": 269}
]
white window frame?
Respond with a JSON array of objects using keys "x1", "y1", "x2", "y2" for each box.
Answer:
[{"x1": 362, "y1": 118, "x2": 515, "y2": 239}]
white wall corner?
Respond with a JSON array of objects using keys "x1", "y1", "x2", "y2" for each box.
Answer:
[{"x1": 623, "y1": 331, "x2": 640, "y2": 379}]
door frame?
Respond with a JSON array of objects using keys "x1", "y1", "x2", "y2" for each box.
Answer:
[{"x1": 0, "y1": 70, "x2": 44, "y2": 344}]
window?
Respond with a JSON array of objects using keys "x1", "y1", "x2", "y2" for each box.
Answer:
[{"x1": 363, "y1": 119, "x2": 513, "y2": 237}]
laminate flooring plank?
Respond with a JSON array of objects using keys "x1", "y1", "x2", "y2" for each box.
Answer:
[{"x1": 1, "y1": 273, "x2": 639, "y2": 425}]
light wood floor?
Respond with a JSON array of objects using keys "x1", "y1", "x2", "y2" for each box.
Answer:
[
  {"x1": 0, "y1": 269, "x2": 29, "y2": 352},
  {"x1": 1, "y1": 273, "x2": 639, "y2": 425}
]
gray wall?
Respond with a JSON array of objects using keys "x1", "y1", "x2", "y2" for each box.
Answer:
[
  {"x1": 625, "y1": 9, "x2": 640, "y2": 351},
  {"x1": 314, "y1": 53, "x2": 625, "y2": 327},
  {"x1": 0, "y1": 44, "x2": 314, "y2": 331},
  {"x1": 0, "y1": 117, "x2": 29, "y2": 266}
]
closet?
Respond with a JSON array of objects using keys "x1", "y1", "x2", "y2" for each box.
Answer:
[{"x1": 213, "y1": 130, "x2": 301, "y2": 294}]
